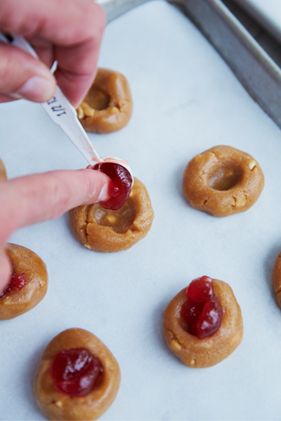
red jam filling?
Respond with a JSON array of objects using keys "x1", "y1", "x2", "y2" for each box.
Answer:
[
  {"x1": 51, "y1": 348, "x2": 104, "y2": 397},
  {"x1": 180, "y1": 276, "x2": 223, "y2": 339},
  {"x1": 93, "y1": 162, "x2": 133, "y2": 210},
  {"x1": 0, "y1": 272, "x2": 27, "y2": 300}
]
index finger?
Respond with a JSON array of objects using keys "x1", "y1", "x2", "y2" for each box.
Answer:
[{"x1": 0, "y1": 168, "x2": 110, "y2": 246}]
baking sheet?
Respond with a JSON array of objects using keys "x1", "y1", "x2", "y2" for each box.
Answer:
[
  {"x1": 1, "y1": 1, "x2": 281, "y2": 419},
  {"x1": 233, "y1": 0, "x2": 281, "y2": 43}
]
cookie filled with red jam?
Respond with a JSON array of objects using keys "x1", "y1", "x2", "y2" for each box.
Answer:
[
  {"x1": 163, "y1": 277, "x2": 243, "y2": 368},
  {"x1": 0, "y1": 243, "x2": 48, "y2": 320},
  {"x1": 0, "y1": 272, "x2": 27, "y2": 300},
  {"x1": 33, "y1": 328, "x2": 121, "y2": 421},
  {"x1": 51, "y1": 348, "x2": 104, "y2": 398},
  {"x1": 69, "y1": 177, "x2": 154, "y2": 253},
  {"x1": 180, "y1": 276, "x2": 223, "y2": 339}
]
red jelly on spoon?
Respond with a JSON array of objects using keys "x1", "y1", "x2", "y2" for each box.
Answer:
[
  {"x1": 181, "y1": 276, "x2": 223, "y2": 339},
  {"x1": 93, "y1": 162, "x2": 133, "y2": 210},
  {"x1": 51, "y1": 348, "x2": 104, "y2": 397}
]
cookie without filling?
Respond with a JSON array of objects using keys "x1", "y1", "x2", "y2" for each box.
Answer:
[
  {"x1": 77, "y1": 68, "x2": 133, "y2": 134},
  {"x1": 182, "y1": 145, "x2": 264, "y2": 217}
]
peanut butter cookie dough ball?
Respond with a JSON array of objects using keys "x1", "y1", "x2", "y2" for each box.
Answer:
[
  {"x1": 33, "y1": 328, "x2": 121, "y2": 421},
  {"x1": 163, "y1": 278, "x2": 243, "y2": 368},
  {"x1": 271, "y1": 252, "x2": 281, "y2": 308},
  {"x1": 69, "y1": 177, "x2": 154, "y2": 252},
  {"x1": 182, "y1": 145, "x2": 264, "y2": 217},
  {"x1": 0, "y1": 243, "x2": 48, "y2": 320},
  {"x1": 0, "y1": 158, "x2": 7, "y2": 181},
  {"x1": 77, "y1": 68, "x2": 133, "y2": 134}
]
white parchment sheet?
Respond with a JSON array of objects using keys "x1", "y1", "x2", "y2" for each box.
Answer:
[{"x1": 1, "y1": 1, "x2": 281, "y2": 420}]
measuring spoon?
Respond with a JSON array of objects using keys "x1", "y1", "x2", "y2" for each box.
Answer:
[{"x1": 0, "y1": 32, "x2": 133, "y2": 181}]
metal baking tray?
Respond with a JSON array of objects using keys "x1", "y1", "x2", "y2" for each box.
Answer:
[
  {"x1": 1, "y1": 1, "x2": 281, "y2": 420},
  {"x1": 231, "y1": 0, "x2": 281, "y2": 43},
  {"x1": 98, "y1": 0, "x2": 281, "y2": 129},
  {"x1": 166, "y1": 0, "x2": 281, "y2": 130}
]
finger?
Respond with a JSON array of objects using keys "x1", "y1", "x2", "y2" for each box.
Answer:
[
  {"x1": 0, "y1": 169, "x2": 110, "y2": 245},
  {"x1": 0, "y1": 43, "x2": 56, "y2": 102},
  {"x1": 26, "y1": 40, "x2": 55, "y2": 69},
  {"x1": 0, "y1": 93, "x2": 18, "y2": 103},
  {"x1": 0, "y1": 0, "x2": 107, "y2": 107},
  {"x1": 0, "y1": 249, "x2": 13, "y2": 292},
  {"x1": 27, "y1": 37, "x2": 100, "y2": 106},
  {"x1": 54, "y1": 42, "x2": 99, "y2": 107}
]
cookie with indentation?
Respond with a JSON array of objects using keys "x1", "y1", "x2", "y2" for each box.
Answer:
[
  {"x1": 77, "y1": 68, "x2": 133, "y2": 134},
  {"x1": 69, "y1": 177, "x2": 154, "y2": 252},
  {"x1": 163, "y1": 279, "x2": 243, "y2": 368},
  {"x1": 0, "y1": 243, "x2": 48, "y2": 320},
  {"x1": 33, "y1": 328, "x2": 121, "y2": 421},
  {"x1": 182, "y1": 145, "x2": 264, "y2": 217}
]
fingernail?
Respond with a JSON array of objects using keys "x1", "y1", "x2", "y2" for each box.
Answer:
[
  {"x1": 13, "y1": 76, "x2": 55, "y2": 102},
  {"x1": 97, "y1": 183, "x2": 110, "y2": 201}
]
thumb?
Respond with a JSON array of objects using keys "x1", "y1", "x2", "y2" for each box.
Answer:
[{"x1": 0, "y1": 43, "x2": 56, "y2": 103}]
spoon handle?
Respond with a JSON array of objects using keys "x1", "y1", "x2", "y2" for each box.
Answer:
[
  {"x1": 0, "y1": 32, "x2": 102, "y2": 166},
  {"x1": 41, "y1": 88, "x2": 101, "y2": 165}
]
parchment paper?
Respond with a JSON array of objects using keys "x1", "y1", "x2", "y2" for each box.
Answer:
[{"x1": 1, "y1": 1, "x2": 281, "y2": 420}]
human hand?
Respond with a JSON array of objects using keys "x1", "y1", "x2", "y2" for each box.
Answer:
[
  {"x1": 0, "y1": 0, "x2": 106, "y2": 107},
  {"x1": 0, "y1": 168, "x2": 111, "y2": 292}
]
